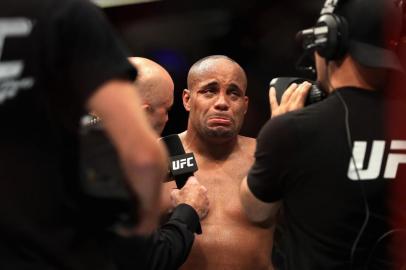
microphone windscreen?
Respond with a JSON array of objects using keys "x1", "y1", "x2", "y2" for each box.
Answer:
[
  {"x1": 161, "y1": 134, "x2": 186, "y2": 156},
  {"x1": 161, "y1": 134, "x2": 198, "y2": 188}
]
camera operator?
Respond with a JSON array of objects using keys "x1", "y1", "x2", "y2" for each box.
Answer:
[{"x1": 240, "y1": 0, "x2": 406, "y2": 269}]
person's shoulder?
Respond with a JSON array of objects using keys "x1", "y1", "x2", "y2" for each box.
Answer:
[
  {"x1": 45, "y1": 0, "x2": 84, "y2": 10},
  {"x1": 56, "y1": 0, "x2": 93, "y2": 7},
  {"x1": 178, "y1": 131, "x2": 187, "y2": 143},
  {"x1": 51, "y1": 0, "x2": 100, "y2": 18},
  {"x1": 238, "y1": 135, "x2": 256, "y2": 154},
  {"x1": 259, "y1": 96, "x2": 339, "y2": 144},
  {"x1": 275, "y1": 94, "x2": 338, "y2": 126},
  {"x1": 238, "y1": 135, "x2": 255, "y2": 144}
]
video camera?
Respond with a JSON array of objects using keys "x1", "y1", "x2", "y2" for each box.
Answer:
[{"x1": 269, "y1": 77, "x2": 326, "y2": 106}]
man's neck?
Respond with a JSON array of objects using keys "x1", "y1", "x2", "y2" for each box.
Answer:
[
  {"x1": 182, "y1": 128, "x2": 238, "y2": 160},
  {"x1": 327, "y1": 56, "x2": 387, "y2": 92}
]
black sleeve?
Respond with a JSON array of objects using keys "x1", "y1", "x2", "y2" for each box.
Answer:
[
  {"x1": 51, "y1": 0, "x2": 136, "y2": 108},
  {"x1": 247, "y1": 115, "x2": 298, "y2": 203},
  {"x1": 146, "y1": 204, "x2": 200, "y2": 270},
  {"x1": 113, "y1": 204, "x2": 200, "y2": 270}
]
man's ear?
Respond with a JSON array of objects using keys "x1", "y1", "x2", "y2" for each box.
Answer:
[
  {"x1": 182, "y1": 89, "x2": 191, "y2": 112},
  {"x1": 142, "y1": 103, "x2": 152, "y2": 113},
  {"x1": 243, "y1": 96, "x2": 249, "y2": 114}
]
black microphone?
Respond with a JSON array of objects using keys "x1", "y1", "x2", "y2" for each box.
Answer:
[{"x1": 161, "y1": 134, "x2": 198, "y2": 189}]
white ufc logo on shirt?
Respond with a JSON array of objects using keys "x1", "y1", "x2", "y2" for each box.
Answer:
[
  {"x1": 0, "y1": 18, "x2": 34, "y2": 104},
  {"x1": 347, "y1": 140, "x2": 406, "y2": 180}
]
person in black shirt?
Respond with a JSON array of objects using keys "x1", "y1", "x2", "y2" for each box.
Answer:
[
  {"x1": 240, "y1": 0, "x2": 406, "y2": 269},
  {"x1": 0, "y1": 0, "x2": 167, "y2": 269}
]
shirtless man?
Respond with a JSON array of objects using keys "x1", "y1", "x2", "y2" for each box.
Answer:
[{"x1": 178, "y1": 55, "x2": 274, "y2": 270}]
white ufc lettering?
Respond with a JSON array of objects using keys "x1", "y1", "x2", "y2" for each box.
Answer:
[
  {"x1": 348, "y1": 140, "x2": 406, "y2": 180},
  {"x1": 0, "y1": 18, "x2": 33, "y2": 80},
  {"x1": 384, "y1": 140, "x2": 406, "y2": 178},
  {"x1": 172, "y1": 157, "x2": 194, "y2": 170}
]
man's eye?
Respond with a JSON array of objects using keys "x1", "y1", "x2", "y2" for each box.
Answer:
[
  {"x1": 229, "y1": 90, "x2": 243, "y2": 99},
  {"x1": 201, "y1": 89, "x2": 216, "y2": 96}
]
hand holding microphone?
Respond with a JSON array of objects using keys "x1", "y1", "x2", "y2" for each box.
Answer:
[
  {"x1": 161, "y1": 134, "x2": 209, "y2": 222},
  {"x1": 161, "y1": 134, "x2": 198, "y2": 188},
  {"x1": 171, "y1": 176, "x2": 210, "y2": 220}
]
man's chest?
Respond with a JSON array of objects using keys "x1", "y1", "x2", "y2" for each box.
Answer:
[{"x1": 194, "y1": 157, "x2": 253, "y2": 223}]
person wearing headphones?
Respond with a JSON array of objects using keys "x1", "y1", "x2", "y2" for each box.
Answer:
[{"x1": 240, "y1": 0, "x2": 406, "y2": 269}]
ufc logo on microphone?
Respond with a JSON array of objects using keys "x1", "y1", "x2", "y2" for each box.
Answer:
[
  {"x1": 169, "y1": 153, "x2": 198, "y2": 176},
  {"x1": 347, "y1": 140, "x2": 406, "y2": 180},
  {"x1": 172, "y1": 157, "x2": 194, "y2": 170}
]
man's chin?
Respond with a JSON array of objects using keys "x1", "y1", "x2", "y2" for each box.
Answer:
[{"x1": 205, "y1": 126, "x2": 236, "y2": 138}]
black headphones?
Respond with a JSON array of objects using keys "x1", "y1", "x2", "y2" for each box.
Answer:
[
  {"x1": 297, "y1": 0, "x2": 349, "y2": 61},
  {"x1": 299, "y1": 0, "x2": 406, "y2": 62},
  {"x1": 315, "y1": 13, "x2": 348, "y2": 60}
]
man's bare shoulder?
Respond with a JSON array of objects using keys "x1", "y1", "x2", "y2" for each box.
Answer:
[
  {"x1": 238, "y1": 135, "x2": 256, "y2": 154},
  {"x1": 178, "y1": 131, "x2": 187, "y2": 140},
  {"x1": 178, "y1": 131, "x2": 187, "y2": 145}
]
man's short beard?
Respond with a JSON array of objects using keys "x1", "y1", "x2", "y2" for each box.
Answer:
[{"x1": 202, "y1": 126, "x2": 237, "y2": 139}]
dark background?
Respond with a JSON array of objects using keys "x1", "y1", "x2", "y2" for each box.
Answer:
[{"x1": 103, "y1": 0, "x2": 325, "y2": 137}]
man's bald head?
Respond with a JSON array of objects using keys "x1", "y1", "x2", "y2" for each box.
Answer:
[
  {"x1": 183, "y1": 55, "x2": 248, "y2": 141},
  {"x1": 128, "y1": 57, "x2": 174, "y2": 135},
  {"x1": 187, "y1": 55, "x2": 247, "y2": 91}
]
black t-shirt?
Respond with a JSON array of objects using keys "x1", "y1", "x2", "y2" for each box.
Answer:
[
  {"x1": 248, "y1": 88, "x2": 406, "y2": 270},
  {"x1": 0, "y1": 0, "x2": 135, "y2": 269}
]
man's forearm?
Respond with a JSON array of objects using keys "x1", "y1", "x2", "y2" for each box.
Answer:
[
  {"x1": 146, "y1": 204, "x2": 200, "y2": 270},
  {"x1": 87, "y1": 79, "x2": 168, "y2": 234}
]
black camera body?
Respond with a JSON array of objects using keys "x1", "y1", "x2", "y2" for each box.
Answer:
[
  {"x1": 79, "y1": 116, "x2": 137, "y2": 228},
  {"x1": 269, "y1": 77, "x2": 326, "y2": 106}
]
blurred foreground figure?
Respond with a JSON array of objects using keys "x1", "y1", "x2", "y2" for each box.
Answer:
[{"x1": 0, "y1": 1, "x2": 167, "y2": 269}]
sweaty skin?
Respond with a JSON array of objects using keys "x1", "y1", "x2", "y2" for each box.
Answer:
[
  {"x1": 180, "y1": 134, "x2": 274, "y2": 270},
  {"x1": 178, "y1": 56, "x2": 274, "y2": 270}
]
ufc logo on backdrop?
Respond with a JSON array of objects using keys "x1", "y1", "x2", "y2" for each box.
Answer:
[
  {"x1": 347, "y1": 140, "x2": 406, "y2": 180},
  {"x1": 0, "y1": 18, "x2": 34, "y2": 104}
]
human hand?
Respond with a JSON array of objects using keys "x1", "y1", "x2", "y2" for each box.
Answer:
[
  {"x1": 170, "y1": 176, "x2": 209, "y2": 220},
  {"x1": 269, "y1": 81, "x2": 312, "y2": 118}
]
